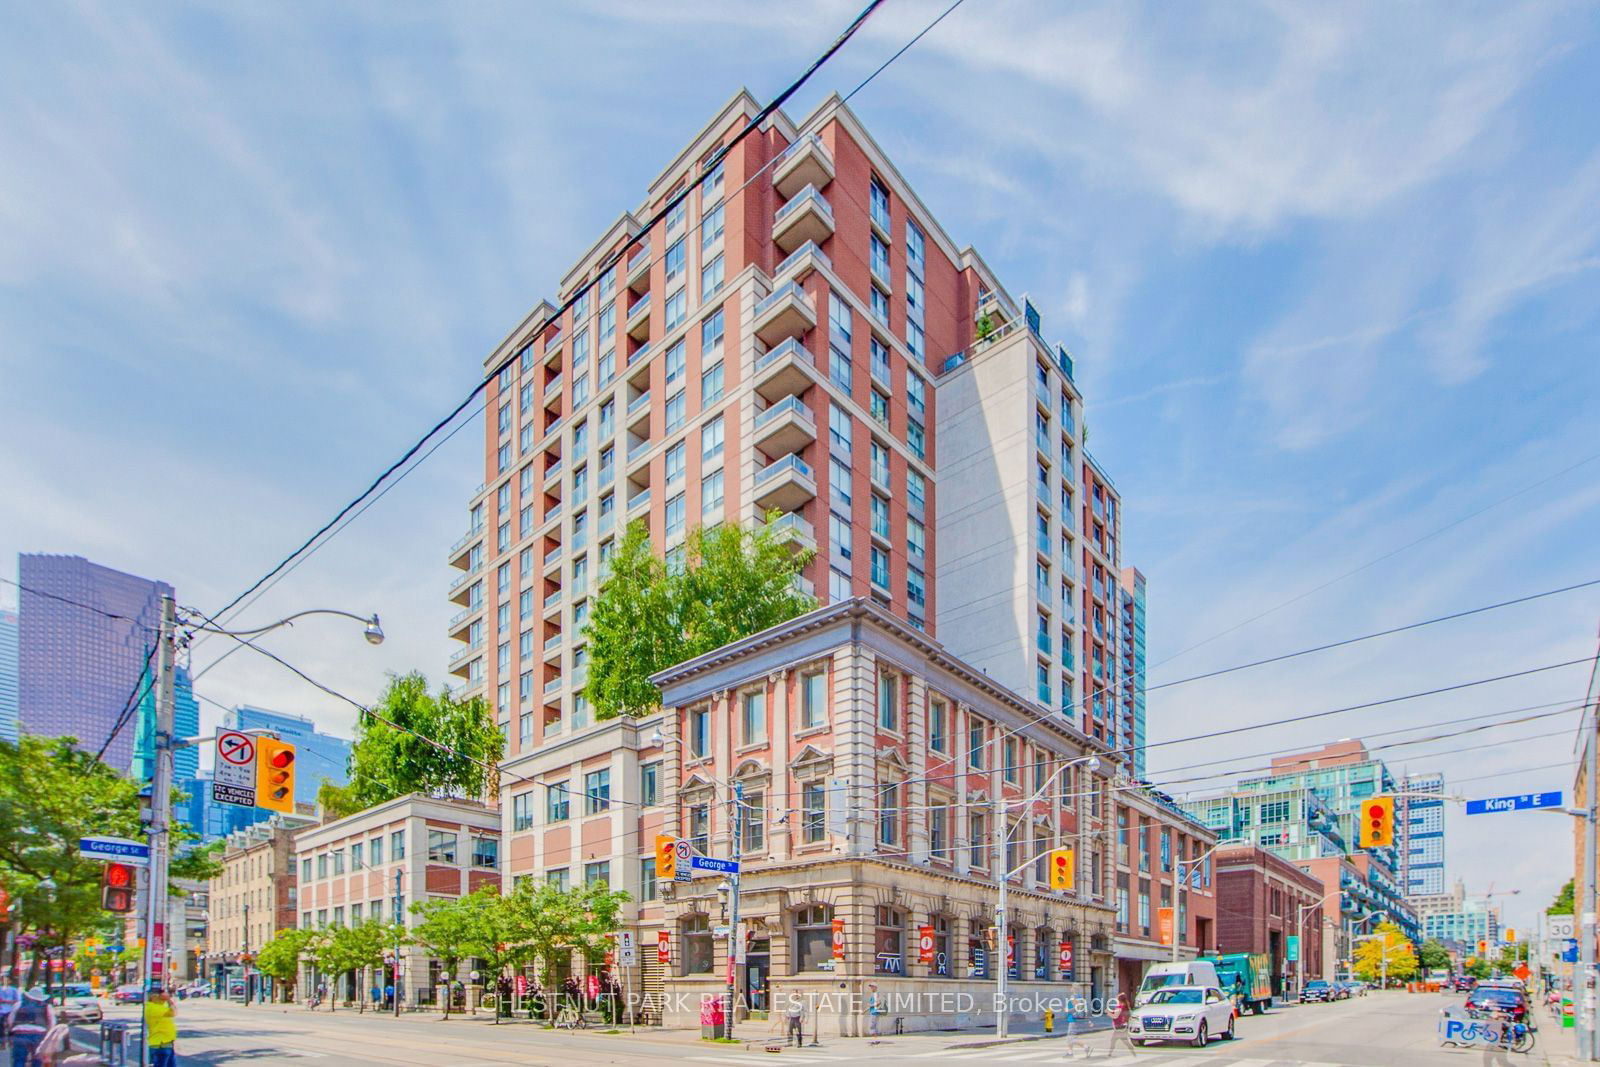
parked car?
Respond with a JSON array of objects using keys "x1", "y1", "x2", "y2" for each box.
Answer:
[
  {"x1": 112, "y1": 983, "x2": 145, "y2": 1003},
  {"x1": 1302, "y1": 980, "x2": 1334, "y2": 1002},
  {"x1": 1466, "y1": 986, "x2": 1530, "y2": 1024},
  {"x1": 27, "y1": 983, "x2": 102, "y2": 1024},
  {"x1": 1129, "y1": 985, "x2": 1239, "y2": 1047}
]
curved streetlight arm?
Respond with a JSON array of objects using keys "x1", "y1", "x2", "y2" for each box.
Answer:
[{"x1": 184, "y1": 608, "x2": 379, "y2": 638}]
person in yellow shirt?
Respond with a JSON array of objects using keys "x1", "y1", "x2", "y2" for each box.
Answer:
[{"x1": 143, "y1": 987, "x2": 178, "y2": 1067}]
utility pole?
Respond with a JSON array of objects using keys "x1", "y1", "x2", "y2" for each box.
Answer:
[
  {"x1": 393, "y1": 868, "x2": 404, "y2": 1018},
  {"x1": 141, "y1": 594, "x2": 177, "y2": 1067},
  {"x1": 1583, "y1": 692, "x2": 1598, "y2": 1062},
  {"x1": 993, "y1": 793, "x2": 1008, "y2": 1040},
  {"x1": 243, "y1": 901, "x2": 251, "y2": 1005},
  {"x1": 725, "y1": 782, "x2": 743, "y2": 1042}
]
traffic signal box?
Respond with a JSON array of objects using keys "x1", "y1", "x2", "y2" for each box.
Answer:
[
  {"x1": 101, "y1": 862, "x2": 135, "y2": 913},
  {"x1": 655, "y1": 835, "x2": 677, "y2": 881},
  {"x1": 256, "y1": 738, "x2": 297, "y2": 813},
  {"x1": 1359, "y1": 795, "x2": 1394, "y2": 848},
  {"x1": 1048, "y1": 847, "x2": 1075, "y2": 890}
]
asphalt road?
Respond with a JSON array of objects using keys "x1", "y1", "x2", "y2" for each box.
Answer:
[{"x1": 86, "y1": 988, "x2": 1565, "y2": 1067}]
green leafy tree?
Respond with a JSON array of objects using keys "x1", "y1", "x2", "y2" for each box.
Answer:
[
  {"x1": 1549, "y1": 878, "x2": 1575, "y2": 915},
  {"x1": 452, "y1": 887, "x2": 534, "y2": 1023},
  {"x1": 336, "y1": 920, "x2": 405, "y2": 1008},
  {"x1": 1465, "y1": 956, "x2": 1492, "y2": 979},
  {"x1": 255, "y1": 928, "x2": 313, "y2": 1003},
  {"x1": 520, "y1": 882, "x2": 581, "y2": 1017},
  {"x1": 1352, "y1": 921, "x2": 1418, "y2": 984},
  {"x1": 409, "y1": 894, "x2": 479, "y2": 1019},
  {"x1": 568, "y1": 879, "x2": 631, "y2": 971},
  {"x1": 305, "y1": 928, "x2": 353, "y2": 1011},
  {"x1": 586, "y1": 517, "x2": 815, "y2": 719},
  {"x1": 317, "y1": 672, "x2": 502, "y2": 817},
  {"x1": 1418, "y1": 939, "x2": 1452, "y2": 972}
]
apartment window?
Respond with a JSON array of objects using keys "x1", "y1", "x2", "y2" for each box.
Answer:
[
  {"x1": 391, "y1": 830, "x2": 405, "y2": 859},
  {"x1": 665, "y1": 440, "x2": 686, "y2": 483},
  {"x1": 870, "y1": 337, "x2": 891, "y2": 383},
  {"x1": 512, "y1": 791, "x2": 534, "y2": 831},
  {"x1": 665, "y1": 289, "x2": 687, "y2": 330},
  {"x1": 301, "y1": 858, "x2": 312, "y2": 882},
  {"x1": 702, "y1": 415, "x2": 724, "y2": 461},
  {"x1": 906, "y1": 219, "x2": 925, "y2": 274},
  {"x1": 584, "y1": 769, "x2": 611, "y2": 815},
  {"x1": 702, "y1": 202, "x2": 724, "y2": 249},
  {"x1": 870, "y1": 388, "x2": 888, "y2": 427},
  {"x1": 830, "y1": 458, "x2": 853, "y2": 509},
  {"x1": 968, "y1": 719, "x2": 986, "y2": 769},
  {"x1": 701, "y1": 307, "x2": 725, "y2": 352},
  {"x1": 907, "y1": 517, "x2": 925, "y2": 561},
  {"x1": 701, "y1": 362, "x2": 724, "y2": 404},
  {"x1": 598, "y1": 301, "x2": 615, "y2": 342},
  {"x1": 639, "y1": 858, "x2": 657, "y2": 902},
  {"x1": 666, "y1": 196, "x2": 686, "y2": 231},
  {"x1": 906, "y1": 320, "x2": 924, "y2": 360},
  {"x1": 665, "y1": 339, "x2": 686, "y2": 386},
  {"x1": 641, "y1": 761, "x2": 661, "y2": 806},
  {"x1": 573, "y1": 373, "x2": 590, "y2": 407},
  {"x1": 870, "y1": 546, "x2": 890, "y2": 591},
  {"x1": 519, "y1": 380, "x2": 534, "y2": 413},
  {"x1": 802, "y1": 782, "x2": 827, "y2": 843},
  {"x1": 930, "y1": 804, "x2": 949, "y2": 857},
  {"x1": 878, "y1": 781, "x2": 900, "y2": 845},
  {"x1": 907, "y1": 420, "x2": 925, "y2": 460},
  {"x1": 427, "y1": 831, "x2": 457, "y2": 864},
  {"x1": 741, "y1": 789, "x2": 766, "y2": 854},
  {"x1": 870, "y1": 176, "x2": 891, "y2": 232},
  {"x1": 472, "y1": 836, "x2": 498, "y2": 869},
  {"x1": 665, "y1": 391, "x2": 686, "y2": 433},
  {"x1": 598, "y1": 349, "x2": 614, "y2": 387},
  {"x1": 498, "y1": 561, "x2": 510, "y2": 593},
  {"x1": 870, "y1": 233, "x2": 891, "y2": 283},
  {"x1": 695, "y1": 253, "x2": 724, "y2": 298},
  {"x1": 579, "y1": 860, "x2": 608, "y2": 888},
  {"x1": 829, "y1": 567, "x2": 851, "y2": 604},
  {"x1": 700, "y1": 469, "x2": 724, "y2": 515},
  {"x1": 801, "y1": 670, "x2": 827, "y2": 729},
  {"x1": 878, "y1": 672, "x2": 899, "y2": 731},
  {"x1": 830, "y1": 343, "x2": 852, "y2": 391},
  {"x1": 546, "y1": 867, "x2": 570, "y2": 890},
  {"x1": 665, "y1": 492, "x2": 686, "y2": 538},
  {"x1": 908, "y1": 567, "x2": 925, "y2": 609},
  {"x1": 703, "y1": 158, "x2": 724, "y2": 197},
  {"x1": 741, "y1": 689, "x2": 767, "y2": 745},
  {"x1": 870, "y1": 285, "x2": 889, "y2": 323},
  {"x1": 546, "y1": 782, "x2": 570, "y2": 822},
  {"x1": 664, "y1": 237, "x2": 686, "y2": 284},
  {"x1": 906, "y1": 271, "x2": 924, "y2": 325},
  {"x1": 908, "y1": 470, "x2": 925, "y2": 512},
  {"x1": 969, "y1": 812, "x2": 987, "y2": 869},
  {"x1": 688, "y1": 803, "x2": 710, "y2": 852},
  {"x1": 867, "y1": 496, "x2": 890, "y2": 544},
  {"x1": 871, "y1": 441, "x2": 890, "y2": 488},
  {"x1": 599, "y1": 398, "x2": 615, "y2": 438},
  {"x1": 829, "y1": 290, "x2": 853, "y2": 347},
  {"x1": 1003, "y1": 737, "x2": 1019, "y2": 783},
  {"x1": 828, "y1": 403, "x2": 852, "y2": 455},
  {"x1": 689, "y1": 706, "x2": 711, "y2": 758}
]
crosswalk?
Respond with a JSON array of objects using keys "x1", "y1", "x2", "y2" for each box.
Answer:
[{"x1": 687, "y1": 1050, "x2": 1365, "y2": 1066}]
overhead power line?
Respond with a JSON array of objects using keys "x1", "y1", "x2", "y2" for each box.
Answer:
[
  {"x1": 0, "y1": 575, "x2": 156, "y2": 630},
  {"x1": 209, "y1": 0, "x2": 894, "y2": 624}
]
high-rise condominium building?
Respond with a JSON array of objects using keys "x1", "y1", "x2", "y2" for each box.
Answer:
[
  {"x1": 17, "y1": 554, "x2": 173, "y2": 773},
  {"x1": 1400, "y1": 771, "x2": 1446, "y2": 896},
  {"x1": 132, "y1": 662, "x2": 200, "y2": 783},
  {"x1": 0, "y1": 609, "x2": 17, "y2": 743},
  {"x1": 1118, "y1": 567, "x2": 1147, "y2": 778},
  {"x1": 448, "y1": 87, "x2": 1145, "y2": 769}
]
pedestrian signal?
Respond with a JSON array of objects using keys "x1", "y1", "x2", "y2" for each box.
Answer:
[
  {"x1": 101, "y1": 862, "x2": 135, "y2": 913},
  {"x1": 1358, "y1": 795, "x2": 1394, "y2": 848},
  {"x1": 255, "y1": 738, "x2": 297, "y2": 813},
  {"x1": 1048, "y1": 848, "x2": 1074, "y2": 890}
]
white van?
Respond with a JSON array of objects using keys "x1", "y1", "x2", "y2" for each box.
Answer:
[{"x1": 1134, "y1": 961, "x2": 1222, "y2": 1006}]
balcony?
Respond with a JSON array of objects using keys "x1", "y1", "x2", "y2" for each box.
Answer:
[
  {"x1": 773, "y1": 134, "x2": 835, "y2": 199},
  {"x1": 754, "y1": 279, "x2": 818, "y2": 346},
  {"x1": 544, "y1": 500, "x2": 564, "y2": 528},
  {"x1": 448, "y1": 564, "x2": 481, "y2": 594},
  {"x1": 543, "y1": 589, "x2": 563, "y2": 612},
  {"x1": 773, "y1": 184, "x2": 835, "y2": 253},
  {"x1": 627, "y1": 436, "x2": 652, "y2": 468},
  {"x1": 626, "y1": 292, "x2": 651, "y2": 340},
  {"x1": 752, "y1": 395, "x2": 816, "y2": 456},
  {"x1": 446, "y1": 605, "x2": 480, "y2": 642},
  {"x1": 544, "y1": 326, "x2": 565, "y2": 355},
  {"x1": 626, "y1": 241, "x2": 651, "y2": 289},
  {"x1": 544, "y1": 375, "x2": 563, "y2": 402},
  {"x1": 766, "y1": 511, "x2": 816, "y2": 556},
  {"x1": 543, "y1": 545, "x2": 563, "y2": 572},
  {"x1": 627, "y1": 486, "x2": 651, "y2": 515},
  {"x1": 447, "y1": 527, "x2": 483, "y2": 569},
  {"x1": 773, "y1": 240, "x2": 831, "y2": 283},
  {"x1": 626, "y1": 389, "x2": 651, "y2": 419},
  {"x1": 753, "y1": 454, "x2": 816, "y2": 512},
  {"x1": 543, "y1": 458, "x2": 563, "y2": 484},
  {"x1": 543, "y1": 676, "x2": 563, "y2": 695},
  {"x1": 543, "y1": 632, "x2": 563, "y2": 654}
]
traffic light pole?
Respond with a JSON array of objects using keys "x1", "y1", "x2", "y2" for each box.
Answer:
[
  {"x1": 141, "y1": 594, "x2": 177, "y2": 1067},
  {"x1": 393, "y1": 868, "x2": 404, "y2": 1018}
]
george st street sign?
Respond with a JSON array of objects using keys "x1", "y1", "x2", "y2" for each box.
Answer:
[{"x1": 1464, "y1": 791, "x2": 1562, "y2": 815}]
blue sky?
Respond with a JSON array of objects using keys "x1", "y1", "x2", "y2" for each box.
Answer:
[{"x1": 3, "y1": 1, "x2": 1597, "y2": 931}]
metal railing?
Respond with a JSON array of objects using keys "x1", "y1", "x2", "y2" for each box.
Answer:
[
  {"x1": 754, "y1": 281, "x2": 811, "y2": 321},
  {"x1": 756, "y1": 454, "x2": 813, "y2": 485},
  {"x1": 755, "y1": 337, "x2": 812, "y2": 373},
  {"x1": 775, "y1": 184, "x2": 833, "y2": 228},
  {"x1": 754, "y1": 395, "x2": 812, "y2": 430}
]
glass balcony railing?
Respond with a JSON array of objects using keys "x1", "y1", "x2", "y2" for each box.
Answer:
[
  {"x1": 754, "y1": 281, "x2": 809, "y2": 321},
  {"x1": 628, "y1": 487, "x2": 651, "y2": 512},
  {"x1": 627, "y1": 242, "x2": 650, "y2": 273},
  {"x1": 773, "y1": 240, "x2": 831, "y2": 279},
  {"x1": 627, "y1": 293, "x2": 650, "y2": 320},
  {"x1": 775, "y1": 184, "x2": 833, "y2": 228},
  {"x1": 756, "y1": 337, "x2": 812, "y2": 373},
  {"x1": 756, "y1": 453, "x2": 813, "y2": 485},
  {"x1": 627, "y1": 391, "x2": 651, "y2": 417},
  {"x1": 544, "y1": 590, "x2": 563, "y2": 610},
  {"x1": 449, "y1": 525, "x2": 484, "y2": 555},
  {"x1": 754, "y1": 395, "x2": 812, "y2": 430}
]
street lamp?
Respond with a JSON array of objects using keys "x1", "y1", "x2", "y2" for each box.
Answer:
[{"x1": 187, "y1": 608, "x2": 384, "y2": 682}]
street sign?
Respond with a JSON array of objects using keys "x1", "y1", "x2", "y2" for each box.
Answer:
[
  {"x1": 1465, "y1": 791, "x2": 1562, "y2": 815},
  {"x1": 690, "y1": 855, "x2": 740, "y2": 875},
  {"x1": 1287, "y1": 935, "x2": 1300, "y2": 962},
  {"x1": 213, "y1": 730, "x2": 258, "y2": 807},
  {"x1": 617, "y1": 930, "x2": 637, "y2": 967},
  {"x1": 78, "y1": 837, "x2": 150, "y2": 867},
  {"x1": 1548, "y1": 916, "x2": 1576, "y2": 940},
  {"x1": 673, "y1": 839, "x2": 692, "y2": 883},
  {"x1": 918, "y1": 926, "x2": 935, "y2": 964}
]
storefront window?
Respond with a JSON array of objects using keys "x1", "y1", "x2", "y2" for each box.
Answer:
[
  {"x1": 683, "y1": 913, "x2": 713, "y2": 974},
  {"x1": 794, "y1": 905, "x2": 834, "y2": 973},
  {"x1": 874, "y1": 906, "x2": 904, "y2": 974}
]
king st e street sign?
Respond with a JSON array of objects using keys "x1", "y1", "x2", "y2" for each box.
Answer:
[{"x1": 1464, "y1": 791, "x2": 1562, "y2": 815}]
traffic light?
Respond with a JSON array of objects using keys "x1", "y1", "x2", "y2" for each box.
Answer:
[
  {"x1": 1358, "y1": 795, "x2": 1394, "y2": 848},
  {"x1": 1478, "y1": 940, "x2": 1488, "y2": 956},
  {"x1": 655, "y1": 835, "x2": 677, "y2": 881},
  {"x1": 1506, "y1": 928, "x2": 1517, "y2": 942},
  {"x1": 1048, "y1": 848, "x2": 1075, "y2": 890},
  {"x1": 255, "y1": 738, "x2": 297, "y2": 813},
  {"x1": 101, "y1": 862, "x2": 135, "y2": 913}
]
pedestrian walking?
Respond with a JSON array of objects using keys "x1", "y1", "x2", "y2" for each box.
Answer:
[
  {"x1": 1105, "y1": 993, "x2": 1137, "y2": 1057},
  {"x1": 370, "y1": 981, "x2": 382, "y2": 1008},
  {"x1": 0, "y1": 978, "x2": 21, "y2": 1050},
  {"x1": 144, "y1": 986, "x2": 179, "y2": 1067},
  {"x1": 383, "y1": 982, "x2": 394, "y2": 1009},
  {"x1": 865, "y1": 982, "x2": 885, "y2": 1041},
  {"x1": 7, "y1": 986, "x2": 51, "y2": 1067},
  {"x1": 784, "y1": 997, "x2": 804, "y2": 1047}
]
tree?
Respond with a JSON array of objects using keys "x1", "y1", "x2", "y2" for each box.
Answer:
[
  {"x1": 586, "y1": 517, "x2": 815, "y2": 719},
  {"x1": 317, "y1": 672, "x2": 502, "y2": 818},
  {"x1": 1418, "y1": 939, "x2": 1452, "y2": 972},
  {"x1": 1352, "y1": 921, "x2": 1418, "y2": 984},
  {"x1": 456, "y1": 887, "x2": 533, "y2": 1023},
  {"x1": 1465, "y1": 956, "x2": 1492, "y2": 979},
  {"x1": 1549, "y1": 878, "x2": 1575, "y2": 915},
  {"x1": 409, "y1": 894, "x2": 479, "y2": 1019},
  {"x1": 305, "y1": 929, "x2": 352, "y2": 1011},
  {"x1": 255, "y1": 928, "x2": 313, "y2": 1003}
]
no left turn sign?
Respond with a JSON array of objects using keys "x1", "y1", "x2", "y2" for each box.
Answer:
[{"x1": 218, "y1": 731, "x2": 255, "y2": 765}]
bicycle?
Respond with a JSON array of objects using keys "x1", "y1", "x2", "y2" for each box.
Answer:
[{"x1": 554, "y1": 1003, "x2": 587, "y2": 1030}]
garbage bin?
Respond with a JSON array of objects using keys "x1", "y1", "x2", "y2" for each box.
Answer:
[{"x1": 700, "y1": 993, "x2": 727, "y2": 1040}]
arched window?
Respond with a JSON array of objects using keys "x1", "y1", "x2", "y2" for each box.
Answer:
[
  {"x1": 682, "y1": 913, "x2": 713, "y2": 974},
  {"x1": 793, "y1": 905, "x2": 834, "y2": 973},
  {"x1": 1034, "y1": 927, "x2": 1053, "y2": 980},
  {"x1": 932, "y1": 916, "x2": 952, "y2": 977}
]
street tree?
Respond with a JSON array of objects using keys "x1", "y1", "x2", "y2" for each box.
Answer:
[
  {"x1": 255, "y1": 928, "x2": 313, "y2": 1003},
  {"x1": 1418, "y1": 939, "x2": 1452, "y2": 972},
  {"x1": 1465, "y1": 956, "x2": 1492, "y2": 979},
  {"x1": 305, "y1": 929, "x2": 353, "y2": 1011},
  {"x1": 1352, "y1": 921, "x2": 1418, "y2": 985},
  {"x1": 409, "y1": 894, "x2": 479, "y2": 1019},
  {"x1": 586, "y1": 517, "x2": 815, "y2": 718},
  {"x1": 337, "y1": 920, "x2": 406, "y2": 1009},
  {"x1": 1549, "y1": 878, "x2": 1575, "y2": 915},
  {"x1": 455, "y1": 886, "x2": 536, "y2": 1023},
  {"x1": 317, "y1": 672, "x2": 502, "y2": 817}
]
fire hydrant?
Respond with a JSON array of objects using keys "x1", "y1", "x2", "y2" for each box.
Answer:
[{"x1": 1044, "y1": 1009, "x2": 1054, "y2": 1033}]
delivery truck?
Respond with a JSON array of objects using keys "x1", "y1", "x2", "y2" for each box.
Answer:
[{"x1": 1205, "y1": 952, "x2": 1273, "y2": 1015}]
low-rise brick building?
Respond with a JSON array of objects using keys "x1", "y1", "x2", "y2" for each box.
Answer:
[
  {"x1": 205, "y1": 821, "x2": 299, "y2": 1000},
  {"x1": 1214, "y1": 843, "x2": 1327, "y2": 996}
]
